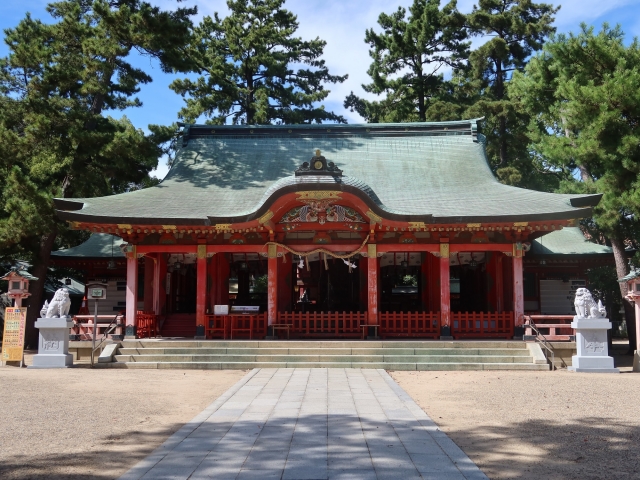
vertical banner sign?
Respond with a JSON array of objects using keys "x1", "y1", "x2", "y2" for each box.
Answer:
[{"x1": 2, "y1": 307, "x2": 27, "y2": 362}]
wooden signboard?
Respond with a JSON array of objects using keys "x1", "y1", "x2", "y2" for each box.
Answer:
[{"x1": 2, "y1": 307, "x2": 27, "y2": 365}]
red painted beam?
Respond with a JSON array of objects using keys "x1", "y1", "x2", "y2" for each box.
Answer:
[
  {"x1": 137, "y1": 245, "x2": 197, "y2": 253},
  {"x1": 377, "y1": 244, "x2": 439, "y2": 253},
  {"x1": 449, "y1": 244, "x2": 513, "y2": 253}
]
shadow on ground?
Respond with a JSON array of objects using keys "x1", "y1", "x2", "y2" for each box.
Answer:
[
  {"x1": 447, "y1": 417, "x2": 640, "y2": 480},
  {"x1": 0, "y1": 424, "x2": 182, "y2": 480}
]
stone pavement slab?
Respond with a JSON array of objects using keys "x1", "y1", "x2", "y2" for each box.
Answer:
[{"x1": 120, "y1": 368, "x2": 487, "y2": 480}]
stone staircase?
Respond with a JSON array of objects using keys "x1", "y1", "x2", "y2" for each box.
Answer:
[{"x1": 99, "y1": 340, "x2": 550, "y2": 371}]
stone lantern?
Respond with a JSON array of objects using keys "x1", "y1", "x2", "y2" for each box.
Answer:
[
  {"x1": 1, "y1": 268, "x2": 37, "y2": 307},
  {"x1": 619, "y1": 270, "x2": 640, "y2": 372}
]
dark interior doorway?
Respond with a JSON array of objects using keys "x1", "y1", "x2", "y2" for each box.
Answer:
[{"x1": 294, "y1": 257, "x2": 361, "y2": 312}]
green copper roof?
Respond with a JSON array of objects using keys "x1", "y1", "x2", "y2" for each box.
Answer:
[
  {"x1": 530, "y1": 227, "x2": 612, "y2": 255},
  {"x1": 51, "y1": 234, "x2": 125, "y2": 258},
  {"x1": 54, "y1": 120, "x2": 600, "y2": 225}
]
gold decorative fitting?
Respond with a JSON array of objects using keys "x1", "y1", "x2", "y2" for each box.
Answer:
[
  {"x1": 315, "y1": 149, "x2": 321, "y2": 156},
  {"x1": 258, "y1": 210, "x2": 274, "y2": 225},
  {"x1": 440, "y1": 243, "x2": 450, "y2": 258},
  {"x1": 117, "y1": 224, "x2": 132, "y2": 230},
  {"x1": 466, "y1": 223, "x2": 481, "y2": 228},
  {"x1": 214, "y1": 223, "x2": 232, "y2": 233},
  {"x1": 367, "y1": 244, "x2": 377, "y2": 258},
  {"x1": 197, "y1": 245, "x2": 206, "y2": 260},
  {"x1": 296, "y1": 191, "x2": 342, "y2": 201},
  {"x1": 513, "y1": 222, "x2": 528, "y2": 227},
  {"x1": 409, "y1": 221, "x2": 427, "y2": 229},
  {"x1": 162, "y1": 225, "x2": 177, "y2": 230},
  {"x1": 67, "y1": 221, "x2": 81, "y2": 229},
  {"x1": 366, "y1": 210, "x2": 382, "y2": 224},
  {"x1": 268, "y1": 244, "x2": 278, "y2": 259}
]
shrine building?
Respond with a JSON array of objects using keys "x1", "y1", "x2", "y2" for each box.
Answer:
[{"x1": 54, "y1": 120, "x2": 602, "y2": 340}]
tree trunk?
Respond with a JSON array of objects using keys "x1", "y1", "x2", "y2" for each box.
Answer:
[
  {"x1": 25, "y1": 226, "x2": 58, "y2": 349},
  {"x1": 610, "y1": 236, "x2": 635, "y2": 352}
]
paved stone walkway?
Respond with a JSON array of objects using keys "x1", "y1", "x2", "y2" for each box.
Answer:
[{"x1": 120, "y1": 369, "x2": 487, "y2": 480}]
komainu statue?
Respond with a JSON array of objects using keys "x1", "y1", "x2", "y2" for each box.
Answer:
[
  {"x1": 43, "y1": 288, "x2": 71, "y2": 318},
  {"x1": 574, "y1": 288, "x2": 606, "y2": 318}
]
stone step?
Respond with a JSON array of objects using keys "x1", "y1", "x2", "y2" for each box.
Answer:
[
  {"x1": 99, "y1": 361, "x2": 549, "y2": 371},
  {"x1": 120, "y1": 340, "x2": 527, "y2": 349},
  {"x1": 117, "y1": 347, "x2": 531, "y2": 356},
  {"x1": 113, "y1": 353, "x2": 533, "y2": 364}
]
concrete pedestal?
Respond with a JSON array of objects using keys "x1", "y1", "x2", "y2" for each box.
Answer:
[
  {"x1": 28, "y1": 317, "x2": 74, "y2": 368},
  {"x1": 568, "y1": 317, "x2": 619, "y2": 373}
]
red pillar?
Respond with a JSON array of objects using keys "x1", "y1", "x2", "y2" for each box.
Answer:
[
  {"x1": 367, "y1": 244, "x2": 378, "y2": 325},
  {"x1": 196, "y1": 245, "x2": 207, "y2": 329},
  {"x1": 157, "y1": 254, "x2": 167, "y2": 315},
  {"x1": 439, "y1": 243, "x2": 450, "y2": 330},
  {"x1": 268, "y1": 245, "x2": 278, "y2": 325},
  {"x1": 125, "y1": 246, "x2": 138, "y2": 338},
  {"x1": 486, "y1": 252, "x2": 504, "y2": 313},
  {"x1": 420, "y1": 252, "x2": 429, "y2": 311},
  {"x1": 635, "y1": 301, "x2": 640, "y2": 354},
  {"x1": 513, "y1": 246, "x2": 524, "y2": 328},
  {"x1": 151, "y1": 255, "x2": 160, "y2": 314},
  {"x1": 143, "y1": 256, "x2": 154, "y2": 312},
  {"x1": 277, "y1": 256, "x2": 292, "y2": 313},
  {"x1": 495, "y1": 253, "x2": 504, "y2": 313}
]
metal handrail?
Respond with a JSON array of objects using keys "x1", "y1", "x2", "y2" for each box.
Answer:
[
  {"x1": 524, "y1": 316, "x2": 555, "y2": 370},
  {"x1": 90, "y1": 314, "x2": 122, "y2": 366}
]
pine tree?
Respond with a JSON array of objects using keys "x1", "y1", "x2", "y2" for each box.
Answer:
[
  {"x1": 170, "y1": 0, "x2": 347, "y2": 125},
  {"x1": 510, "y1": 24, "x2": 640, "y2": 351},
  {"x1": 0, "y1": 0, "x2": 196, "y2": 346},
  {"x1": 464, "y1": 0, "x2": 558, "y2": 188},
  {"x1": 344, "y1": 0, "x2": 468, "y2": 123}
]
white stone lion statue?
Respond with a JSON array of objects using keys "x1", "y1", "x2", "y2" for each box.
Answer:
[
  {"x1": 574, "y1": 288, "x2": 606, "y2": 318},
  {"x1": 43, "y1": 288, "x2": 71, "y2": 318}
]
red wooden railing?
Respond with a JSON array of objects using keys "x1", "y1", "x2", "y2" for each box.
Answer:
[
  {"x1": 136, "y1": 311, "x2": 159, "y2": 339},
  {"x1": 204, "y1": 314, "x2": 267, "y2": 339},
  {"x1": 278, "y1": 312, "x2": 365, "y2": 337},
  {"x1": 379, "y1": 312, "x2": 440, "y2": 338},
  {"x1": 451, "y1": 311, "x2": 514, "y2": 338},
  {"x1": 524, "y1": 315, "x2": 575, "y2": 341},
  {"x1": 72, "y1": 314, "x2": 124, "y2": 340}
]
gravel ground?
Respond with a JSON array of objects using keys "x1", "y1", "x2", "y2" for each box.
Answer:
[
  {"x1": 392, "y1": 352, "x2": 640, "y2": 480},
  {"x1": 0, "y1": 353, "x2": 245, "y2": 480},
  {"x1": 3, "y1": 349, "x2": 639, "y2": 480}
]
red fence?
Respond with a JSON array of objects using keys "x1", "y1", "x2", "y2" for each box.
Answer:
[
  {"x1": 379, "y1": 312, "x2": 440, "y2": 338},
  {"x1": 451, "y1": 311, "x2": 514, "y2": 338},
  {"x1": 524, "y1": 315, "x2": 574, "y2": 341},
  {"x1": 278, "y1": 312, "x2": 366, "y2": 337},
  {"x1": 204, "y1": 314, "x2": 267, "y2": 339},
  {"x1": 136, "y1": 311, "x2": 158, "y2": 339}
]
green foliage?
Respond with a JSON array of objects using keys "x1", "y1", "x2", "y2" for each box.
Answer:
[
  {"x1": 587, "y1": 265, "x2": 623, "y2": 325},
  {"x1": 170, "y1": 0, "x2": 347, "y2": 125},
  {"x1": 510, "y1": 24, "x2": 640, "y2": 238},
  {"x1": 253, "y1": 274, "x2": 268, "y2": 293},
  {"x1": 401, "y1": 274, "x2": 418, "y2": 287},
  {"x1": 464, "y1": 0, "x2": 559, "y2": 189},
  {"x1": 0, "y1": 0, "x2": 196, "y2": 261},
  {"x1": 344, "y1": 0, "x2": 469, "y2": 123}
]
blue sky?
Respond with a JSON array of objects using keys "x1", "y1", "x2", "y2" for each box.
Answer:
[{"x1": 2, "y1": 0, "x2": 639, "y2": 177}]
